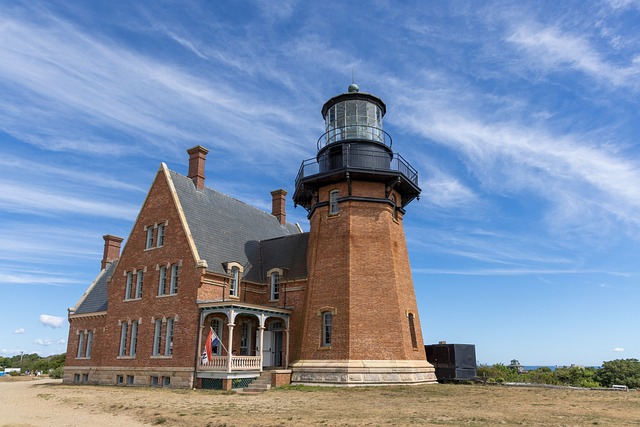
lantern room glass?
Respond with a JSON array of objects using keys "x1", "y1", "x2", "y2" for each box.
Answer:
[{"x1": 325, "y1": 99, "x2": 383, "y2": 144}]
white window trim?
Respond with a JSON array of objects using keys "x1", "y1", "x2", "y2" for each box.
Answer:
[
  {"x1": 329, "y1": 190, "x2": 339, "y2": 215},
  {"x1": 169, "y1": 263, "x2": 179, "y2": 294},
  {"x1": 85, "y1": 330, "x2": 93, "y2": 358},
  {"x1": 267, "y1": 268, "x2": 283, "y2": 301},
  {"x1": 119, "y1": 321, "x2": 128, "y2": 357},
  {"x1": 152, "y1": 319, "x2": 162, "y2": 356}
]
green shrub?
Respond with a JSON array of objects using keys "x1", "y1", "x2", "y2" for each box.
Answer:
[{"x1": 49, "y1": 366, "x2": 64, "y2": 379}]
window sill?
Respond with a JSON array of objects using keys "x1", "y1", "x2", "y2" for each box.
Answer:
[
  {"x1": 318, "y1": 346, "x2": 331, "y2": 351},
  {"x1": 116, "y1": 356, "x2": 136, "y2": 360},
  {"x1": 156, "y1": 293, "x2": 177, "y2": 298},
  {"x1": 123, "y1": 297, "x2": 142, "y2": 302},
  {"x1": 150, "y1": 355, "x2": 173, "y2": 359},
  {"x1": 75, "y1": 357, "x2": 91, "y2": 360}
]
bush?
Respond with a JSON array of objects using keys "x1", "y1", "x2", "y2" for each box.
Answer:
[
  {"x1": 596, "y1": 359, "x2": 640, "y2": 389},
  {"x1": 49, "y1": 366, "x2": 64, "y2": 379}
]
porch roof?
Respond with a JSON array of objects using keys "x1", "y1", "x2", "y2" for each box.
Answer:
[{"x1": 197, "y1": 300, "x2": 292, "y2": 318}]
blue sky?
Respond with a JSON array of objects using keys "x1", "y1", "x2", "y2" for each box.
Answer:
[{"x1": 1, "y1": 1, "x2": 639, "y2": 366}]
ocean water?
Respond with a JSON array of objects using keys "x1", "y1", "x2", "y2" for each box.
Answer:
[{"x1": 523, "y1": 365, "x2": 557, "y2": 371}]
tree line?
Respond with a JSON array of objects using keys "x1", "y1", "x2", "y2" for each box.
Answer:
[
  {"x1": 0, "y1": 353, "x2": 66, "y2": 379},
  {"x1": 477, "y1": 359, "x2": 640, "y2": 389}
]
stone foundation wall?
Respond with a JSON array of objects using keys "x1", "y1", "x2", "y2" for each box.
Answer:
[
  {"x1": 63, "y1": 366, "x2": 195, "y2": 389},
  {"x1": 290, "y1": 360, "x2": 437, "y2": 386}
]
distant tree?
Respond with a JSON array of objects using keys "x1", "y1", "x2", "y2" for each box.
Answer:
[
  {"x1": 554, "y1": 366, "x2": 600, "y2": 388},
  {"x1": 596, "y1": 359, "x2": 640, "y2": 389}
]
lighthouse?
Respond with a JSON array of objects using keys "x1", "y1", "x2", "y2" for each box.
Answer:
[{"x1": 291, "y1": 84, "x2": 436, "y2": 385}]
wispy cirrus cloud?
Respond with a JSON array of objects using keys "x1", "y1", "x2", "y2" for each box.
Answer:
[
  {"x1": 14, "y1": 328, "x2": 25, "y2": 334},
  {"x1": 507, "y1": 22, "x2": 640, "y2": 91}
]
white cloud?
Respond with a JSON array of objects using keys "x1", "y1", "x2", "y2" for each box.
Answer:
[
  {"x1": 507, "y1": 23, "x2": 640, "y2": 90},
  {"x1": 39, "y1": 314, "x2": 65, "y2": 328},
  {"x1": 0, "y1": 349, "x2": 23, "y2": 356},
  {"x1": 34, "y1": 338, "x2": 66, "y2": 346},
  {"x1": 612, "y1": 347, "x2": 625, "y2": 352},
  {"x1": 13, "y1": 328, "x2": 25, "y2": 334}
]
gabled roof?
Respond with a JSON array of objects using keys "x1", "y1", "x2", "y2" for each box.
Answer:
[
  {"x1": 72, "y1": 261, "x2": 116, "y2": 315},
  {"x1": 168, "y1": 170, "x2": 304, "y2": 282}
]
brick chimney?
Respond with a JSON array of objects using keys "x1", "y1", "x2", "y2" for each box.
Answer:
[
  {"x1": 187, "y1": 145, "x2": 209, "y2": 189},
  {"x1": 102, "y1": 234, "x2": 124, "y2": 270},
  {"x1": 270, "y1": 189, "x2": 287, "y2": 225}
]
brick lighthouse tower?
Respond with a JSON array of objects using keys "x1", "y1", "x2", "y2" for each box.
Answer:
[{"x1": 291, "y1": 84, "x2": 436, "y2": 385}]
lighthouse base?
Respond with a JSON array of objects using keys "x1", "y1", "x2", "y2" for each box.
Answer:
[{"x1": 290, "y1": 359, "x2": 437, "y2": 386}]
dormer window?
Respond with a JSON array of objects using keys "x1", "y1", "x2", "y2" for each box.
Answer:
[
  {"x1": 270, "y1": 272, "x2": 280, "y2": 301},
  {"x1": 230, "y1": 266, "x2": 239, "y2": 297},
  {"x1": 224, "y1": 262, "x2": 244, "y2": 298}
]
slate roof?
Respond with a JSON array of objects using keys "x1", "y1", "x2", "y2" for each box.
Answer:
[
  {"x1": 169, "y1": 170, "x2": 305, "y2": 282},
  {"x1": 259, "y1": 233, "x2": 309, "y2": 281},
  {"x1": 73, "y1": 261, "x2": 116, "y2": 315},
  {"x1": 72, "y1": 169, "x2": 309, "y2": 316}
]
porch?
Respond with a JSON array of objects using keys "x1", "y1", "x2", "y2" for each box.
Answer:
[{"x1": 195, "y1": 301, "x2": 292, "y2": 383}]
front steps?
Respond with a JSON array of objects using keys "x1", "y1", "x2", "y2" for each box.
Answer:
[{"x1": 238, "y1": 371, "x2": 271, "y2": 394}]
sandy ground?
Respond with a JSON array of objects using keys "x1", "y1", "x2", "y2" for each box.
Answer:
[
  {"x1": 0, "y1": 377, "x2": 148, "y2": 427},
  {"x1": 1, "y1": 375, "x2": 640, "y2": 426}
]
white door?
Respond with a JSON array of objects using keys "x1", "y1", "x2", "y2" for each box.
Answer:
[{"x1": 257, "y1": 331, "x2": 274, "y2": 367}]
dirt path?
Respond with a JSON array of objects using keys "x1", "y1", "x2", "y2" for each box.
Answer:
[{"x1": 0, "y1": 378, "x2": 149, "y2": 427}]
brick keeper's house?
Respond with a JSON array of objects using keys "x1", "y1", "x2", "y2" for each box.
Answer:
[{"x1": 64, "y1": 85, "x2": 437, "y2": 390}]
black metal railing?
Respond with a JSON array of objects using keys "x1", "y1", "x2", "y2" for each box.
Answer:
[
  {"x1": 317, "y1": 125, "x2": 392, "y2": 151},
  {"x1": 295, "y1": 146, "x2": 419, "y2": 188}
]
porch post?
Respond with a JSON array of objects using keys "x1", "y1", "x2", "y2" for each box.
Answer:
[
  {"x1": 258, "y1": 325, "x2": 265, "y2": 372},
  {"x1": 284, "y1": 318, "x2": 290, "y2": 369},
  {"x1": 196, "y1": 321, "x2": 204, "y2": 368},
  {"x1": 226, "y1": 322, "x2": 235, "y2": 373},
  {"x1": 258, "y1": 314, "x2": 265, "y2": 372}
]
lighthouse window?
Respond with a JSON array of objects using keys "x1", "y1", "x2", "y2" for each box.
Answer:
[
  {"x1": 329, "y1": 190, "x2": 339, "y2": 215},
  {"x1": 408, "y1": 313, "x2": 418, "y2": 349},
  {"x1": 322, "y1": 312, "x2": 332, "y2": 347}
]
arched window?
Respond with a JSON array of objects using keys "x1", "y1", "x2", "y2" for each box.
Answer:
[{"x1": 329, "y1": 190, "x2": 339, "y2": 215}]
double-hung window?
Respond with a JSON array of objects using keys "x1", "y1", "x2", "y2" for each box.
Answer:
[
  {"x1": 158, "y1": 265, "x2": 167, "y2": 296},
  {"x1": 135, "y1": 271, "x2": 144, "y2": 299},
  {"x1": 125, "y1": 271, "x2": 133, "y2": 300},
  {"x1": 130, "y1": 320, "x2": 138, "y2": 357},
  {"x1": 119, "y1": 321, "x2": 128, "y2": 356},
  {"x1": 169, "y1": 264, "x2": 179, "y2": 294},
  {"x1": 230, "y1": 266, "x2": 239, "y2": 297},
  {"x1": 152, "y1": 319, "x2": 162, "y2": 356},
  {"x1": 164, "y1": 318, "x2": 174, "y2": 356},
  {"x1": 157, "y1": 223, "x2": 165, "y2": 247},
  {"x1": 85, "y1": 330, "x2": 93, "y2": 358},
  {"x1": 270, "y1": 272, "x2": 279, "y2": 301},
  {"x1": 146, "y1": 226, "x2": 154, "y2": 249},
  {"x1": 76, "y1": 331, "x2": 85, "y2": 358}
]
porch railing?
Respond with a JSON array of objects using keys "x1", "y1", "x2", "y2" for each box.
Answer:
[{"x1": 199, "y1": 355, "x2": 262, "y2": 371}]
